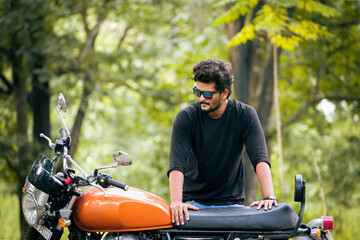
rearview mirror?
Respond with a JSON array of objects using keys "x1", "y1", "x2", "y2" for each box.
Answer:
[
  {"x1": 57, "y1": 93, "x2": 67, "y2": 113},
  {"x1": 113, "y1": 151, "x2": 132, "y2": 166}
]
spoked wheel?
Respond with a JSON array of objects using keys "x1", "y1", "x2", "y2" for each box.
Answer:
[
  {"x1": 24, "y1": 227, "x2": 42, "y2": 240},
  {"x1": 24, "y1": 226, "x2": 63, "y2": 240}
]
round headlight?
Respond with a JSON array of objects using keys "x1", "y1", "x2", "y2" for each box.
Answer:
[{"x1": 22, "y1": 191, "x2": 39, "y2": 226}]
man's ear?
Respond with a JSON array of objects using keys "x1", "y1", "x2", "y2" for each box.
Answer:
[{"x1": 222, "y1": 89, "x2": 229, "y2": 99}]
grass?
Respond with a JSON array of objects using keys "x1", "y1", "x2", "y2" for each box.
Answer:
[{"x1": 0, "y1": 194, "x2": 20, "y2": 240}]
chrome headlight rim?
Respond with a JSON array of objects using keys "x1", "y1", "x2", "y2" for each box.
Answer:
[{"x1": 22, "y1": 190, "x2": 44, "y2": 227}]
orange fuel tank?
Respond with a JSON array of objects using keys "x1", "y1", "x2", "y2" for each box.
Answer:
[{"x1": 72, "y1": 187, "x2": 173, "y2": 232}]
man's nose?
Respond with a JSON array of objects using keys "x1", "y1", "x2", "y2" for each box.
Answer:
[{"x1": 199, "y1": 94, "x2": 207, "y2": 101}]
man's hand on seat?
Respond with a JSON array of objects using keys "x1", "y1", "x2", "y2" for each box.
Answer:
[
  {"x1": 171, "y1": 201, "x2": 199, "y2": 225},
  {"x1": 250, "y1": 199, "x2": 278, "y2": 211}
]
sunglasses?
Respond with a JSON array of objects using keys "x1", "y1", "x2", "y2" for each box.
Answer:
[{"x1": 193, "y1": 87, "x2": 220, "y2": 99}]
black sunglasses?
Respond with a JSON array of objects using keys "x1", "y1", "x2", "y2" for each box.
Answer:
[{"x1": 193, "y1": 87, "x2": 220, "y2": 99}]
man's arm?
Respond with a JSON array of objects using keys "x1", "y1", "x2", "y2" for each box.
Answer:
[
  {"x1": 169, "y1": 170, "x2": 198, "y2": 225},
  {"x1": 250, "y1": 162, "x2": 278, "y2": 210}
]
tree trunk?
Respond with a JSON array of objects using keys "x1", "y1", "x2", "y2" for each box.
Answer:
[
  {"x1": 69, "y1": 4, "x2": 105, "y2": 157},
  {"x1": 32, "y1": 56, "x2": 51, "y2": 154},
  {"x1": 256, "y1": 43, "x2": 279, "y2": 132},
  {"x1": 32, "y1": 79, "x2": 51, "y2": 150},
  {"x1": 29, "y1": 11, "x2": 51, "y2": 156},
  {"x1": 69, "y1": 74, "x2": 94, "y2": 157},
  {"x1": 11, "y1": 49, "x2": 32, "y2": 239}
]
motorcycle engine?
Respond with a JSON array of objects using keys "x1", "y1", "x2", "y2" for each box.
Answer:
[{"x1": 102, "y1": 233, "x2": 141, "y2": 240}]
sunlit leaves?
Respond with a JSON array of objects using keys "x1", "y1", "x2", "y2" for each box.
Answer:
[
  {"x1": 254, "y1": 5, "x2": 289, "y2": 33},
  {"x1": 214, "y1": 1, "x2": 251, "y2": 25},
  {"x1": 228, "y1": 24, "x2": 256, "y2": 47},
  {"x1": 269, "y1": 34, "x2": 302, "y2": 51},
  {"x1": 222, "y1": 0, "x2": 340, "y2": 51},
  {"x1": 267, "y1": 0, "x2": 298, "y2": 8},
  {"x1": 298, "y1": 0, "x2": 341, "y2": 18},
  {"x1": 289, "y1": 20, "x2": 331, "y2": 41}
]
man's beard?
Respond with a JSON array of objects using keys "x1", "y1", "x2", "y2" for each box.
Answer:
[{"x1": 200, "y1": 98, "x2": 222, "y2": 113}]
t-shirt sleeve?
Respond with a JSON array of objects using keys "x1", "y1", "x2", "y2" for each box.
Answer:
[
  {"x1": 243, "y1": 106, "x2": 270, "y2": 172},
  {"x1": 168, "y1": 109, "x2": 193, "y2": 177}
]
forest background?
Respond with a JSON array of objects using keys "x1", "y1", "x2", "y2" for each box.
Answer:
[{"x1": 0, "y1": 0, "x2": 359, "y2": 239}]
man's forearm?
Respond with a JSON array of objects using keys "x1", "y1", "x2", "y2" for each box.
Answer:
[
  {"x1": 169, "y1": 170, "x2": 184, "y2": 203},
  {"x1": 256, "y1": 162, "x2": 275, "y2": 198}
]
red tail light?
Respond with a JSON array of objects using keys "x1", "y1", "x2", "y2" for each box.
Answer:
[{"x1": 321, "y1": 216, "x2": 334, "y2": 230}]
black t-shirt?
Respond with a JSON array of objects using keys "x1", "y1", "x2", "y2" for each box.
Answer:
[{"x1": 168, "y1": 99, "x2": 270, "y2": 205}]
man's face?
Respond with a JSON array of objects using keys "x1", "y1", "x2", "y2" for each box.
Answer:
[{"x1": 195, "y1": 82, "x2": 223, "y2": 113}]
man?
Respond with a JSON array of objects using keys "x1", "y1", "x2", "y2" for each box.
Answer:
[{"x1": 168, "y1": 59, "x2": 278, "y2": 226}]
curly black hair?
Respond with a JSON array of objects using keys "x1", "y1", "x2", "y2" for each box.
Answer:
[{"x1": 192, "y1": 59, "x2": 234, "y2": 98}]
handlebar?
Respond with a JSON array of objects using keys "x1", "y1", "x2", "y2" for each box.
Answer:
[
  {"x1": 97, "y1": 173, "x2": 129, "y2": 191},
  {"x1": 107, "y1": 178, "x2": 129, "y2": 191},
  {"x1": 59, "y1": 128, "x2": 66, "y2": 139},
  {"x1": 86, "y1": 174, "x2": 129, "y2": 198},
  {"x1": 40, "y1": 132, "x2": 89, "y2": 180},
  {"x1": 65, "y1": 155, "x2": 90, "y2": 179}
]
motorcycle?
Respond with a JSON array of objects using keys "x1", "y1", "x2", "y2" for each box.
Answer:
[{"x1": 22, "y1": 93, "x2": 334, "y2": 240}]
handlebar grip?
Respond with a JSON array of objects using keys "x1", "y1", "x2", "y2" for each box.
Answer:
[
  {"x1": 107, "y1": 178, "x2": 129, "y2": 191},
  {"x1": 59, "y1": 128, "x2": 66, "y2": 139}
]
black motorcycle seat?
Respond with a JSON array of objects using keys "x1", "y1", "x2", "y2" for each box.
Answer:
[{"x1": 176, "y1": 203, "x2": 298, "y2": 231}]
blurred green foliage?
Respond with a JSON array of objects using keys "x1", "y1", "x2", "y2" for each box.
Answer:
[{"x1": 0, "y1": 194, "x2": 20, "y2": 239}]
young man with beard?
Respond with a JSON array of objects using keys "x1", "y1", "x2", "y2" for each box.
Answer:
[{"x1": 168, "y1": 59, "x2": 278, "y2": 226}]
